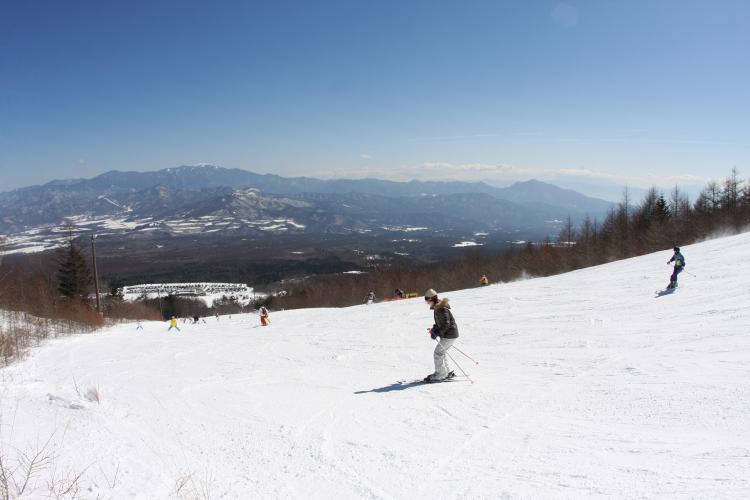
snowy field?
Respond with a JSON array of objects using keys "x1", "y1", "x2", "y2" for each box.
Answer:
[
  {"x1": 1, "y1": 233, "x2": 750, "y2": 498},
  {"x1": 121, "y1": 283, "x2": 259, "y2": 307}
]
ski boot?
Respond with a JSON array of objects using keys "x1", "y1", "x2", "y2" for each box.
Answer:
[{"x1": 424, "y1": 371, "x2": 455, "y2": 382}]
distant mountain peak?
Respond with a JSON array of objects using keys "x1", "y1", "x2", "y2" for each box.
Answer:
[
  {"x1": 176, "y1": 164, "x2": 223, "y2": 170},
  {"x1": 0, "y1": 166, "x2": 614, "y2": 238},
  {"x1": 510, "y1": 179, "x2": 553, "y2": 187}
]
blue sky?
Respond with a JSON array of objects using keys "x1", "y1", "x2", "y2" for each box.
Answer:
[{"x1": 1, "y1": 0, "x2": 748, "y2": 198}]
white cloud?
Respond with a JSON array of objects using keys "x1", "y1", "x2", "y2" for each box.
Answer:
[
  {"x1": 359, "y1": 154, "x2": 372, "y2": 160},
  {"x1": 411, "y1": 133, "x2": 499, "y2": 142},
  {"x1": 414, "y1": 162, "x2": 713, "y2": 188},
  {"x1": 554, "y1": 167, "x2": 712, "y2": 187},
  {"x1": 416, "y1": 162, "x2": 547, "y2": 178},
  {"x1": 310, "y1": 161, "x2": 712, "y2": 190},
  {"x1": 78, "y1": 159, "x2": 86, "y2": 165},
  {"x1": 419, "y1": 162, "x2": 455, "y2": 170}
]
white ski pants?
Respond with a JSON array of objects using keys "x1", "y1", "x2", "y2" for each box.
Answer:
[{"x1": 433, "y1": 338, "x2": 456, "y2": 377}]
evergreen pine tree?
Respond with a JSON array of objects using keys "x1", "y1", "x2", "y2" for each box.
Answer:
[
  {"x1": 57, "y1": 238, "x2": 92, "y2": 302},
  {"x1": 654, "y1": 194, "x2": 670, "y2": 221}
]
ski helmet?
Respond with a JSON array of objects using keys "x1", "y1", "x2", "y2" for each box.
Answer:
[
  {"x1": 424, "y1": 288, "x2": 438, "y2": 300},
  {"x1": 673, "y1": 246, "x2": 680, "y2": 252}
]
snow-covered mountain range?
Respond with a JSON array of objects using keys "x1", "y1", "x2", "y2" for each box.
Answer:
[
  {"x1": 0, "y1": 166, "x2": 612, "y2": 255},
  {"x1": 1, "y1": 231, "x2": 748, "y2": 498}
]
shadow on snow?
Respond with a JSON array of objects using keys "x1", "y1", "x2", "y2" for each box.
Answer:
[{"x1": 354, "y1": 379, "x2": 460, "y2": 394}]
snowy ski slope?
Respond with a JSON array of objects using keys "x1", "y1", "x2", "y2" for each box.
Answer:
[{"x1": 1, "y1": 233, "x2": 749, "y2": 498}]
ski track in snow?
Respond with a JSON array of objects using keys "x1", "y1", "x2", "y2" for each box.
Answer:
[{"x1": 2, "y1": 233, "x2": 750, "y2": 498}]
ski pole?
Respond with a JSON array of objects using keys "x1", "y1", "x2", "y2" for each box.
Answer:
[
  {"x1": 430, "y1": 334, "x2": 473, "y2": 384},
  {"x1": 451, "y1": 344, "x2": 479, "y2": 365},
  {"x1": 683, "y1": 270, "x2": 696, "y2": 277},
  {"x1": 445, "y1": 350, "x2": 473, "y2": 384},
  {"x1": 427, "y1": 329, "x2": 478, "y2": 365}
]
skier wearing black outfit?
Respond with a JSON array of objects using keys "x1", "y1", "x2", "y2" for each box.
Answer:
[{"x1": 424, "y1": 288, "x2": 459, "y2": 381}]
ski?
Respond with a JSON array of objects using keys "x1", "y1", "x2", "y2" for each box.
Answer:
[
  {"x1": 422, "y1": 371, "x2": 457, "y2": 383},
  {"x1": 395, "y1": 378, "x2": 461, "y2": 385},
  {"x1": 394, "y1": 372, "x2": 464, "y2": 385},
  {"x1": 422, "y1": 377, "x2": 459, "y2": 384}
]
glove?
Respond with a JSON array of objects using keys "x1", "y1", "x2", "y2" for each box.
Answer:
[{"x1": 428, "y1": 327, "x2": 437, "y2": 340}]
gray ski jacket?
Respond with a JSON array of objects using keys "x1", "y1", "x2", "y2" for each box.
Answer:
[{"x1": 431, "y1": 298, "x2": 459, "y2": 339}]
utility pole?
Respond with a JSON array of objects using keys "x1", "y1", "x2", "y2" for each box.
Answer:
[
  {"x1": 91, "y1": 234, "x2": 102, "y2": 317},
  {"x1": 158, "y1": 285, "x2": 164, "y2": 318}
]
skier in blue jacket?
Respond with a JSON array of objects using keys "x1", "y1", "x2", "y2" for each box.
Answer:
[{"x1": 667, "y1": 247, "x2": 686, "y2": 289}]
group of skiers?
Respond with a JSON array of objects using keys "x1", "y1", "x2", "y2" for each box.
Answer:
[
  {"x1": 164, "y1": 315, "x2": 204, "y2": 330},
  {"x1": 158, "y1": 247, "x2": 686, "y2": 382},
  {"x1": 363, "y1": 277, "x2": 491, "y2": 306},
  {"x1": 363, "y1": 289, "x2": 407, "y2": 303},
  {"x1": 162, "y1": 306, "x2": 271, "y2": 331}
]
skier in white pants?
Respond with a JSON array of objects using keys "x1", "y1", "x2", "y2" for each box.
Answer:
[{"x1": 424, "y1": 289, "x2": 459, "y2": 381}]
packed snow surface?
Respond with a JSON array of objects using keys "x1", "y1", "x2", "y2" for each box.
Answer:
[{"x1": 2, "y1": 233, "x2": 750, "y2": 498}]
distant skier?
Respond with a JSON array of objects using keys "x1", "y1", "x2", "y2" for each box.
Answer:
[
  {"x1": 259, "y1": 306, "x2": 270, "y2": 326},
  {"x1": 424, "y1": 289, "x2": 459, "y2": 382},
  {"x1": 394, "y1": 288, "x2": 405, "y2": 299},
  {"x1": 667, "y1": 246, "x2": 686, "y2": 289},
  {"x1": 136, "y1": 321, "x2": 144, "y2": 331},
  {"x1": 192, "y1": 315, "x2": 200, "y2": 324},
  {"x1": 167, "y1": 316, "x2": 181, "y2": 332},
  {"x1": 363, "y1": 291, "x2": 376, "y2": 305},
  {"x1": 479, "y1": 274, "x2": 489, "y2": 287}
]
